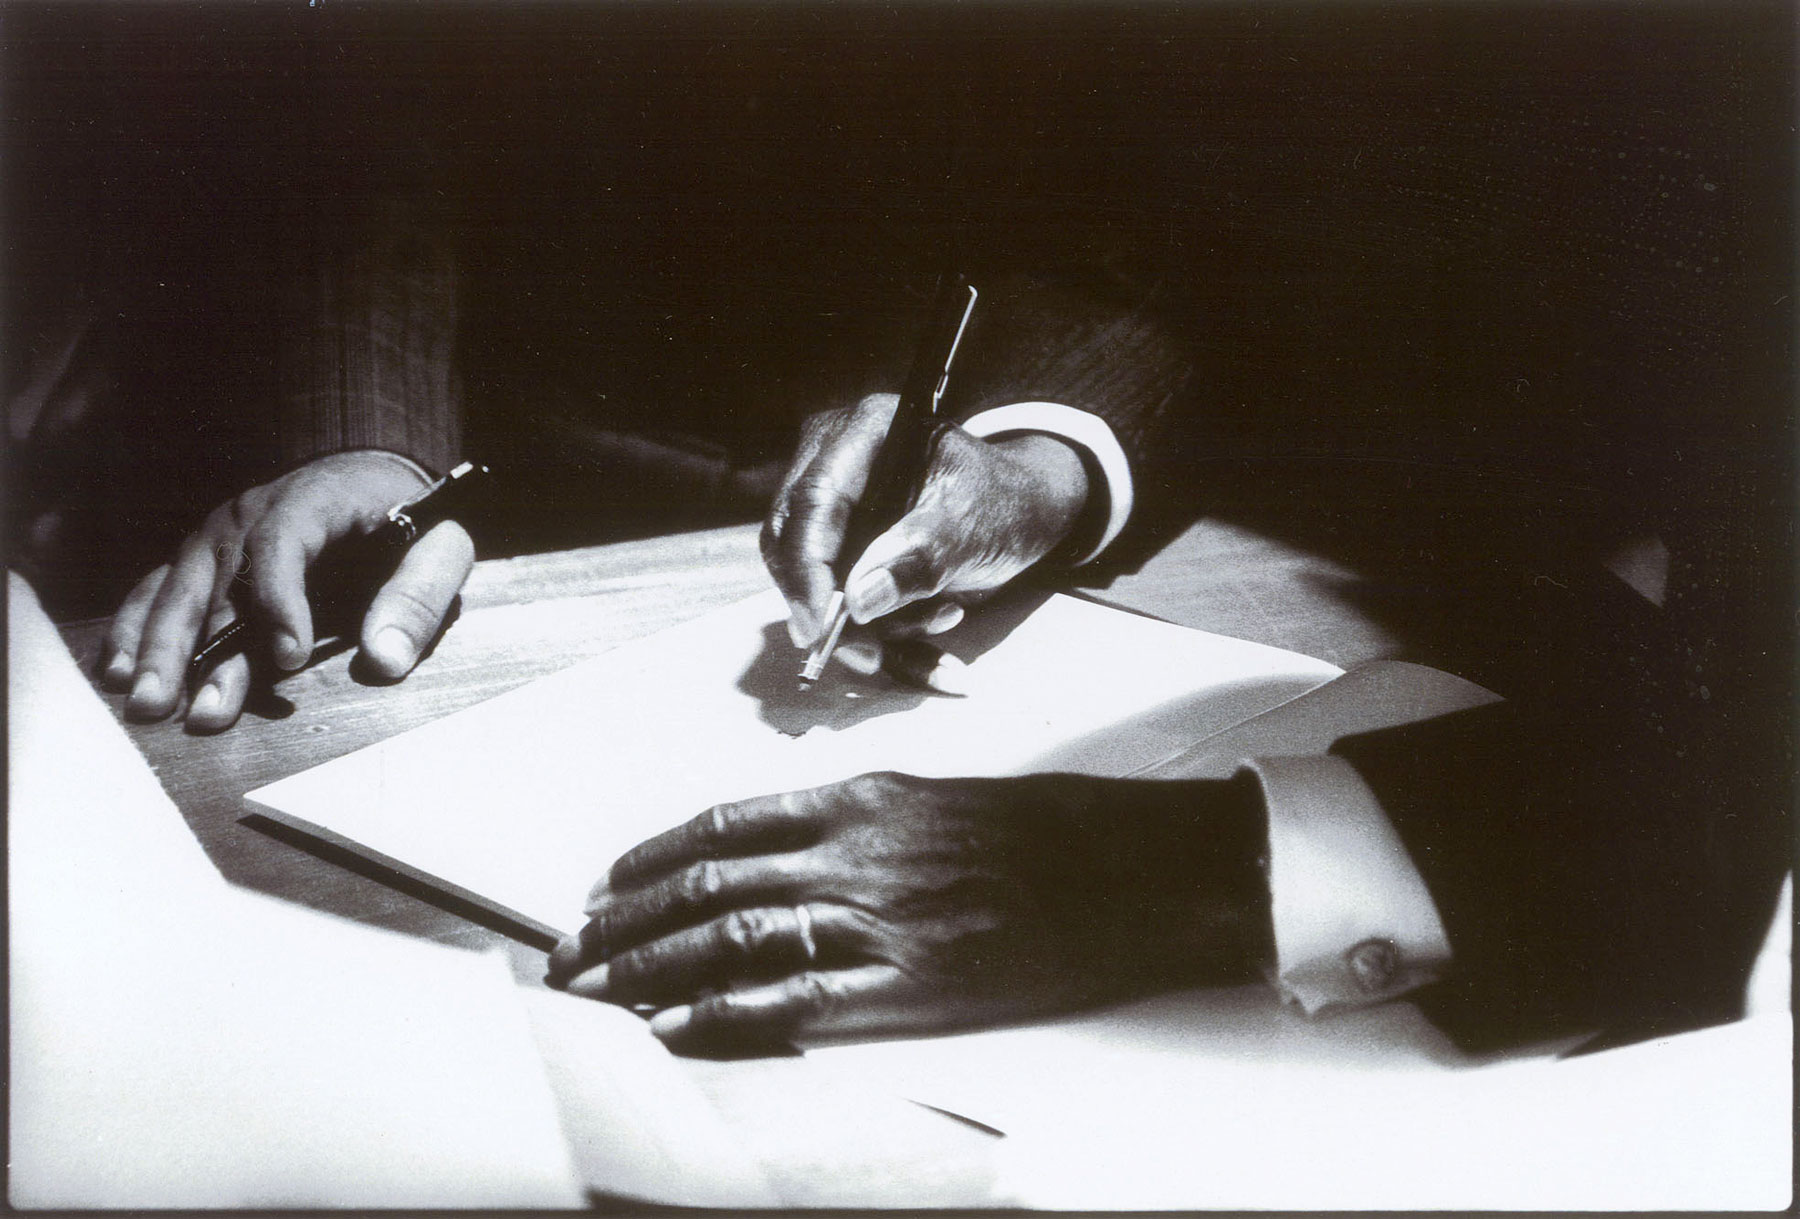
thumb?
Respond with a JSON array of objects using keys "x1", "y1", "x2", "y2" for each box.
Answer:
[
  {"x1": 359, "y1": 520, "x2": 475, "y2": 679},
  {"x1": 841, "y1": 510, "x2": 953, "y2": 624}
]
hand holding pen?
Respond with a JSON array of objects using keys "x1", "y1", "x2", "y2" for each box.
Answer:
[
  {"x1": 102, "y1": 450, "x2": 481, "y2": 733},
  {"x1": 760, "y1": 278, "x2": 1096, "y2": 690}
]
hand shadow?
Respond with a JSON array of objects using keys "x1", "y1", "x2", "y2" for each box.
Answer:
[
  {"x1": 736, "y1": 622, "x2": 930, "y2": 737},
  {"x1": 735, "y1": 587, "x2": 1054, "y2": 738},
  {"x1": 178, "y1": 595, "x2": 466, "y2": 733}
]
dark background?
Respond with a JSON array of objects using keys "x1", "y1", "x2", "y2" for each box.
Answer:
[{"x1": 5, "y1": 1, "x2": 1792, "y2": 619}]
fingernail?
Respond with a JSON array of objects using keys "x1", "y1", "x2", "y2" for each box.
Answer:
[
  {"x1": 566, "y1": 963, "x2": 609, "y2": 998},
  {"x1": 128, "y1": 670, "x2": 163, "y2": 710},
  {"x1": 366, "y1": 627, "x2": 415, "y2": 674},
  {"x1": 190, "y1": 684, "x2": 223, "y2": 718},
  {"x1": 925, "y1": 652, "x2": 970, "y2": 696},
  {"x1": 545, "y1": 937, "x2": 580, "y2": 985},
  {"x1": 273, "y1": 631, "x2": 308, "y2": 669},
  {"x1": 104, "y1": 649, "x2": 134, "y2": 685},
  {"x1": 837, "y1": 641, "x2": 882, "y2": 676},
  {"x1": 924, "y1": 602, "x2": 966, "y2": 635},
  {"x1": 787, "y1": 604, "x2": 819, "y2": 649},
  {"x1": 649, "y1": 1005, "x2": 693, "y2": 1040},
  {"x1": 846, "y1": 567, "x2": 900, "y2": 621}
]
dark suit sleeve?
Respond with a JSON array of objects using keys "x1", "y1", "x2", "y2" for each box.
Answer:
[
  {"x1": 1329, "y1": 564, "x2": 1791, "y2": 1051},
  {"x1": 936, "y1": 268, "x2": 1208, "y2": 571},
  {"x1": 273, "y1": 195, "x2": 464, "y2": 477}
]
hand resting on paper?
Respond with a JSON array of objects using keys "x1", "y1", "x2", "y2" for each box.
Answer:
[
  {"x1": 101, "y1": 450, "x2": 473, "y2": 732},
  {"x1": 761, "y1": 393, "x2": 1089, "y2": 691},
  {"x1": 545, "y1": 770, "x2": 1273, "y2": 1053}
]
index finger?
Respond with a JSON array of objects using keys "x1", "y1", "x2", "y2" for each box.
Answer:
[
  {"x1": 761, "y1": 396, "x2": 898, "y2": 646},
  {"x1": 762, "y1": 472, "x2": 854, "y2": 648},
  {"x1": 601, "y1": 788, "x2": 825, "y2": 897}
]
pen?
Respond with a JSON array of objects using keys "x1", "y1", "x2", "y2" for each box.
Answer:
[
  {"x1": 798, "y1": 277, "x2": 978, "y2": 686},
  {"x1": 187, "y1": 460, "x2": 490, "y2": 687}
]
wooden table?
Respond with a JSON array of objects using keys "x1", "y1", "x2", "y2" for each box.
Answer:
[{"x1": 56, "y1": 517, "x2": 1406, "y2": 1208}]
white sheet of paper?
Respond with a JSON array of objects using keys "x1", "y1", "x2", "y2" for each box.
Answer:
[
  {"x1": 11, "y1": 894, "x2": 589, "y2": 1210},
  {"x1": 805, "y1": 982, "x2": 1475, "y2": 1140},
  {"x1": 519, "y1": 988, "x2": 782, "y2": 1207},
  {"x1": 988, "y1": 1011, "x2": 1793, "y2": 1211},
  {"x1": 7, "y1": 571, "x2": 226, "y2": 894},
  {"x1": 8, "y1": 574, "x2": 585, "y2": 1209},
  {"x1": 810, "y1": 939, "x2": 1792, "y2": 1210},
  {"x1": 247, "y1": 587, "x2": 1342, "y2": 935}
]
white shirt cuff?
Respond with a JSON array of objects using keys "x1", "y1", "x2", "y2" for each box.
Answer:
[
  {"x1": 1244, "y1": 755, "x2": 1453, "y2": 1015},
  {"x1": 959, "y1": 402, "x2": 1134, "y2": 565}
]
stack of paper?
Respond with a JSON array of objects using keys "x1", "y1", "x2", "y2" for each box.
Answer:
[{"x1": 247, "y1": 588, "x2": 1344, "y2": 937}]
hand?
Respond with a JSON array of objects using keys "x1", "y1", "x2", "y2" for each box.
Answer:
[
  {"x1": 101, "y1": 450, "x2": 474, "y2": 732},
  {"x1": 545, "y1": 771, "x2": 1271, "y2": 1054},
  {"x1": 761, "y1": 394, "x2": 1090, "y2": 687}
]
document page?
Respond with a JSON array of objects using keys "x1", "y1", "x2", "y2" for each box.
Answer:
[
  {"x1": 7, "y1": 574, "x2": 585, "y2": 1209},
  {"x1": 248, "y1": 588, "x2": 1342, "y2": 937}
]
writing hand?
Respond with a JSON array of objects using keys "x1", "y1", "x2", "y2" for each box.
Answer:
[
  {"x1": 101, "y1": 450, "x2": 473, "y2": 732},
  {"x1": 761, "y1": 394, "x2": 1090, "y2": 689},
  {"x1": 546, "y1": 771, "x2": 1271, "y2": 1054}
]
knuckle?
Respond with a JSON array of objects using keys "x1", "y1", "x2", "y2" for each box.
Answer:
[
  {"x1": 698, "y1": 859, "x2": 724, "y2": 900},
  {"x1": 602, "y1": 943, "x2": 638, "y2": 983},
  {"x1": 679, "y1": 860, "x2": 723, "y2": 908},
  {"x1": 800, "y1": 404, "x2": 850, "y2": 441},
  {"x1": 376, "y1": 585, "x2": 443, "y2": 636},
  {"x1": 203, "y1": 503, "x2": 240, "y2": 537},
  {"x1": 691, "y1": 991, "x2": 737, "y2": 1031},
  {"x1": 933, "y1": 427, "x2": 985, "y2": 481},
  {"x1": 174, "y1": 530, "x2": 214, "y2": 568},
  {"x1": 777, "y1": 789, "x2": 811, "y2": 822},
  {"x1": 844, "y1": 770, "x2": 907, "y2": 810},
  {"x1": 720, "y1": 908, "x2": 776, "y2": 958},
  {"x1": 608, "y1": 849, "x2": 644, "y2": 887},
  {"x1": 213, "y1": 539, "x2": 251, "y2": 581},
  {"x1": 229, "y1": 487, "x2": 270, "y2": 528},
  {"x1": 579, "y1": 909, "x2": 611, "y2": 958},
  {"x1": 851, "y1": 393, "x2": 897, "y2": 423},
  {"x1": 888, "y1": 533, "x2": 955, "y2": 598},
  {"x1": 242, "y1": 516, "x2": 286, "y2": 559},
  {"x1": 759, "y1": 513, "x2": 785, "y2": 561},
  {"x1": 796, "y1": 970, "x2": 847, "y2": 1018},
  {"x1": 703, "y1": 802, "x2": 736, "y2": 847},
  {"x1": 607, "y1": 943, "x2": 653, "y2": 987},
  {"x1": 786, "y1": 473, "x2": 846, "y2": 519}
]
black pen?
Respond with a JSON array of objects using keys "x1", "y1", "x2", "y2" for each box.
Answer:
[
  {"x1": 798, "y1": 277, "x2": 978, "y2": 686},
  {"x1": 187, "y1": 460, "x2": 490, "y2": 687}
]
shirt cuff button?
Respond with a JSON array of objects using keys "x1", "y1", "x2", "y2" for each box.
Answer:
[{"x1": 1346, "y1": 938, "x2": 1399, "y2": 993}]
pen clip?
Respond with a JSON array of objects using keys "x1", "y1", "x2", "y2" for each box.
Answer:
[{"x1": 930, "y1": 284, "x2": 979, "y2": 415}]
